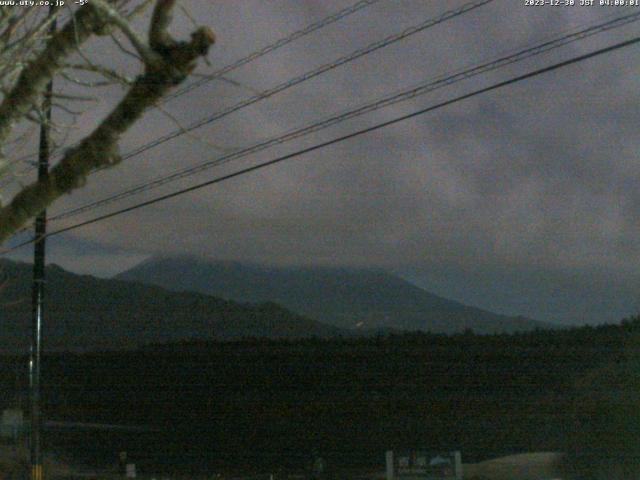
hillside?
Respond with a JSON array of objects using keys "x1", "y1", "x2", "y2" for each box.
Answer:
[
  {"x1": 117, "y1": 255, "x2": 555, "y2": 334},
  {"x1": 0, "y1": 259, "x2": 344, "y2": 352}
]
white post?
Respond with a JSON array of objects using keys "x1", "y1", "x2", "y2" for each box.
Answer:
[
  {"x1": 126, "y1": 463, "x2": 136, "y2": 478},
  {"x1": 454, "y1": 451, "x2": 463, "y2": 480},
  {"x1": 386, "y1": 450, "x2": 394, "y2": 480}
]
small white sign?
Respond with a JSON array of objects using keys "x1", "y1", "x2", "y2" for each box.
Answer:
[
  {"x1": 386, "y1": 450, "x2": 462, "y2": 480},
  {"x1": 126, "y1": 463, "x2": 136, "y2": 478}
]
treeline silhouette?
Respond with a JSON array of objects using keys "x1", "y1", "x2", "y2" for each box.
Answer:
[{"x1": 0, "y1": 318, "x2": 637, "y2": 476}]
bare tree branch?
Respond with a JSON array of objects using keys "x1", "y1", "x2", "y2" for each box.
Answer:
[
  {"x1": 0, "y1": 6, "x2": 108, "y2": 157},
  {"x1": 62, "y1": 62, "x2": 133, "y2": 86},
  {"x1": 150, "y1": 0, "x2": 177, "y2": 51},
  {"x1": 110, "y1": 31, "x2": 143, "y2": 62},
  {"x1": 0, "y1": 2, "x2": 215, "y2": 243},
  {"x1": 91, "y1": 0, "x2": 161, "y2": 66}
]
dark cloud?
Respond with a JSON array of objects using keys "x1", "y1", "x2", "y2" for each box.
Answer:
[{"x1": 5, "y1": 0, "x2": 640, "y2": 325}]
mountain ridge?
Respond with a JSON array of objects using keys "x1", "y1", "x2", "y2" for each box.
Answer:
[
  {"x1": 116, "y1": 255, "x2": 556, "y2": 334},
  {"x1": 0, "y1": 259, "x2": 347, "y2": 352}
]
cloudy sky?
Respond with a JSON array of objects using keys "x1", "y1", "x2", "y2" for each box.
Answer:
[{"x1": 3, "y1": 0, "x2": 640, "y2": 326}]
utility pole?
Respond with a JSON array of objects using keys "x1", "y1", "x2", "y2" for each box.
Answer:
[{"x1": 30, "y1": 6, "x2": 56, "y2": 480}]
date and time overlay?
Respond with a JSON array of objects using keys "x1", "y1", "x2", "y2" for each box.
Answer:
[{"x1": 527, "y1": 0, "x2": 639, "y2": 6}]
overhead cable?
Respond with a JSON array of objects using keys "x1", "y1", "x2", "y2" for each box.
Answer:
[
  {"x1": 50, "y1": 10, "x2": 640, "y2": 222},
  {"x1": 0, "y1": 0, "x2": 384, "y2": 182},
  {"x1": 5, "y1": 32, "x2": 639, "y2": 253}
]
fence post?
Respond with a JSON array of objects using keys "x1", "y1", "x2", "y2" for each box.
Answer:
[
  {"x1": 454, "y1": 451, "x2": 463, "y2": 480},
  {"x1": 385, "y1": 451, "x2": 394, "y2": 480}
]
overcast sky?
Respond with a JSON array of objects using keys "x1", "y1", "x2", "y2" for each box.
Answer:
[{"x1": 3, "y1": 0, "x2": 640, "y2": 326}]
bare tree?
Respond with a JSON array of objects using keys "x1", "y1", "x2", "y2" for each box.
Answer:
[{"x1": 0, "y1": 0, "x2": 214, "y2": 244}]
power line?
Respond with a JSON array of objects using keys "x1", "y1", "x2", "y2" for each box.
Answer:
[
  {"x1": 164, "y1": 0, "x2": 384, "y2": 103},
  {"x1": 49, "y1": 10, "x2": 640, "y2": 222},
  {"x1": 0, "y1": 0, "x2": 384, "y2": 184},
  {"x1": 4, "y1": 0, "x2": 494, "y2": 195},
  {"x1": 5, "y1": 33, "x2": 639, "y2": 254},
  {"x1": 101, "y1": 0, "x2": 496, "y2": 166}
]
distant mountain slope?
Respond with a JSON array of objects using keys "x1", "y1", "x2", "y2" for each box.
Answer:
[
  {"x1": 116, "y1": 256, "x2": 555, "y2": 334},
  {"x1": 0, "y1": 259, "x2": 344, "y2": 352}
]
